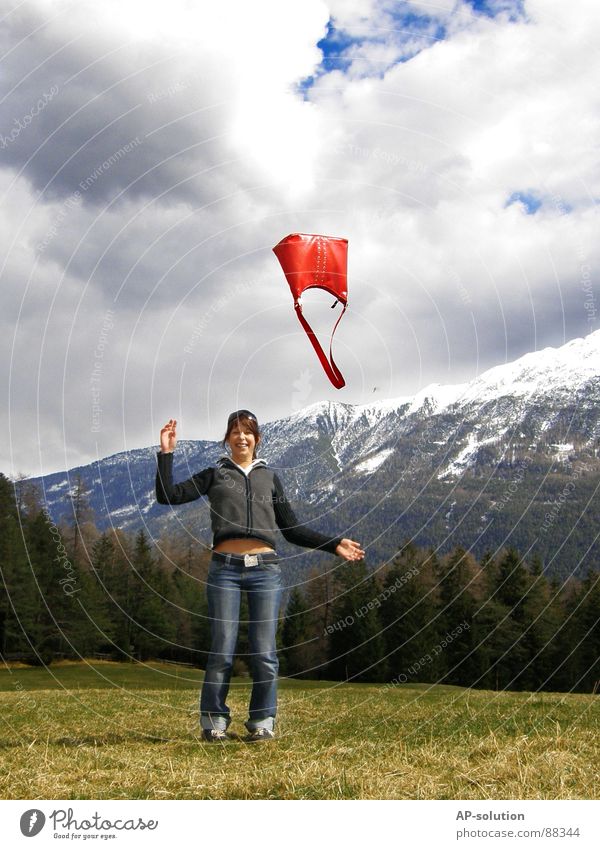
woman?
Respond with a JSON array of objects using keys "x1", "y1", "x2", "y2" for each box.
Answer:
[{"x1": 155, "y1": 410, "x2": 364, "y2": 743}]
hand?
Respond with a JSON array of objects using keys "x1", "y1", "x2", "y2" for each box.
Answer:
[
  {"x1": 160, "y1": 419, "x2": 177, "y2": 453},
  {"x1": 335, "y1": 538, "x2": 365, "y2": 561}
]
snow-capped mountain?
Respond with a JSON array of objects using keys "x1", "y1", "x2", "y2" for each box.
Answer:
[
  {"x1": 263, "y1": 329, "x2": 600, "y2": 484},
  {"x1": 29, "y1": 330, "x2": 600, "y2": 578}
]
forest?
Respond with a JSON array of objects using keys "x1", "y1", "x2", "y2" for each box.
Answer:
[{"x1": 0, "y1": 472, "x2": 598, "y2": 694}]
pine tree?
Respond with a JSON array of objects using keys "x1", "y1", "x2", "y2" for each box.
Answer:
[
  {"x1": 546, "y1": 574, "x2": 579, "y2": 692},
  {"x1": 328, "y1": 560, "x2": 387, "y2": 682},
  {"x1": 280, "y1": 586, "x2": 312, "y2": 677},
  {"x1": 486, "y1": 547, "x2": 531, "y2": 689},
  {"x1": 434, "y1": 546, "x2": 479, "y2": 686},
  {"x1": 21, "y1": 509, "x2": 80, "y2": 664},
  {"x1": 154, "y1": 534, "x2": 213, "y2": 666},
  {"x1": 0, "y1": 473, "x2": 30, "y2": 657},
  {"x1": 170, "y1": 566, "x2": 210, "y2": 666},
  {"x1": 518, "y1": 554, "x2": 560, "y2": 691},
  {"x1": 571, "y1": 570, "x2": 600, "y2": 693},
  {"x1": 379, "y1": 542, "x2": 440, "y2": 684},
  {"x1": 62, "y1": 474, "x2": 97, "y2": 570},
  {"x1": 303, "y1": 566, "x2": 336, "y2": 678},
  {"x1": 88, "y1": 532, "x2": 125, "y2": 654},
  {"x1": 128, "y1": 529, "x2": 175, "y2": 661}
]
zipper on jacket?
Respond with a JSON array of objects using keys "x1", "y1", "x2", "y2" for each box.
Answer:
[
  {"x1": 244, "y1": 473, "x2": 251, "y2": 535},
  {"x1": 222, "y1": 458, "x2": 259, "y2": 538}
]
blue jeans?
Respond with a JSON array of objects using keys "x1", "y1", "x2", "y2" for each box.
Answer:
[{"x1": 200, "y1": 554, "x2": 283, "y2": 733}]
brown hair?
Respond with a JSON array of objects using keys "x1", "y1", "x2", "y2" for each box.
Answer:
[{"x1": 222, "y1": 414, "x2": 261, "y2": 460}]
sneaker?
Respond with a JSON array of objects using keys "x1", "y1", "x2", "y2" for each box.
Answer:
[
  {"x1": 242, "y1": 727, "x2": 275, "y2": 743},
  {"x1": 201, "y1": 728, "x2": 239, "y2": 743}
]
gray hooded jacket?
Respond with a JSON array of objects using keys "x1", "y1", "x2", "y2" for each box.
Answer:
[{"x1": 155, "y1": 451, "x2": 343, "y2": 554}]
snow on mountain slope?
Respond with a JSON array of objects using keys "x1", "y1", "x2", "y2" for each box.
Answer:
[
  {"x1": 28, "y1": 330, "x2": 600, "y2": 533},
  {"x1": 262, "y1": 329, "x2": 600, "y2": 481}
]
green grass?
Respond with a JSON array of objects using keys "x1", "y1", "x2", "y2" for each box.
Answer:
[{"x1": 0, "y1": 660, "x2": 598, "y2": 800}]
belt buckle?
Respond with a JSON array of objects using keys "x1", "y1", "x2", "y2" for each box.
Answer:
[{"x1": 244, "y1": 554, "x2": 259, "y2": 568}]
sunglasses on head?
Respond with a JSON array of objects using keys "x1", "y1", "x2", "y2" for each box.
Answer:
[{"x1": 227, "y1": 409, "x2": 258, "y2": 425}]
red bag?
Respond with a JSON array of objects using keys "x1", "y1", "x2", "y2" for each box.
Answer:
[{"x1": 273, "y1": 233, "x2": 348, "y2": 389}]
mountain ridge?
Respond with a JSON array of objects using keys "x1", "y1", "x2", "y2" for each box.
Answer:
[{"x1": 23, "y1": 329, "x2": 600, "y2": 579}]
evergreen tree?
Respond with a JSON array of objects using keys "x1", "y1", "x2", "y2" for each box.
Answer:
[
  {"x1": 518, "y1": 555, "x2": 560, "y2": 691},
  {"x1": 379, "y1": 542, "x2": 440, "y2": 684},
  {"x1": 303, "y1": 566, "x2": 335, "y2": 678},
  {"x1": 128, "y1": 529, "x2": 175, "y2": 661},
  {"x1": 12, "y1": 474, "x2": 43, "y2": 517},
  {"x1": 0, "y1": 473, "x2": 30, "y2": 657},
  {"x1": 88, "y1": 532, "x2": 126, "y2": 654},
  {"x1": 281, "y1": 586, "x2": 312, "y2": 677},
  {"x1": 571, "y1": 570, "x2": 600, "y2": 693},
  {"x1": 328, "y1": 560, "x2": 387, "y2": 682},
  {"x1": 62, "y1": 474, "x2": 98, "y2": 570},
  {"x1": 20, "y1": 509, "x2": 80, "y2": 664},
  {"x1": 435, "y1": 546, "x2": 479, "y2": 686},
  {"x1": 154, "y1": 535, "x2": 212, "y2": 666},
  {"x1": 486, "y1": 547, "x2": 531, "y2": 689},
  {"x1": 170, "y1": 566, "x2": 210, "y2": 666}
]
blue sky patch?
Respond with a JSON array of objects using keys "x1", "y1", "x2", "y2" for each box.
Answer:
[
  {"x1": 505, "y1": 191, "x2": 542, "y2": 214},
  {"x1": 296, "y1": 7, "x2": 447, "y2": 97},
  {"x1": 463, "y1": 0, "x2": 526, "y2": 22},
  {"x1": 317, "y1": 20, "x2": 359, "y2": 75},
  {"x1": 295, "y1": 1, "x2": 527, "y2": 98}
]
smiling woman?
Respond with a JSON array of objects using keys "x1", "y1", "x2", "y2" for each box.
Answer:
[{"x1": 155, "y1": 410, "x2": 364, "y2": 743}]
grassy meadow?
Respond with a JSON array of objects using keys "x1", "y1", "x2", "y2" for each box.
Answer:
[{"x1": 0, "y1": 660, "x2": 598, "y2": 800}]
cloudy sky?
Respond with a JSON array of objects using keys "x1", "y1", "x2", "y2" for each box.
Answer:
[{"x1": 2, "y1": 0, "x2": 598, "y2": 478}]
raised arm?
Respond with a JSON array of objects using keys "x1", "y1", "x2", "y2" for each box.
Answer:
[
  {"x1": 155, "y1": 418, "x2": 212, "y2": 505},
  {"x1": 272, "y1": 473, "x2": 364, "y2": 560}
]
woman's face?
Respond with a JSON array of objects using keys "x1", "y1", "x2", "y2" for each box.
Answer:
[{"x1": 227, "y1": 421, "x2": 258, "y2": 463}]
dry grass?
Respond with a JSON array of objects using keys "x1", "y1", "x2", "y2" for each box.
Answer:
[{"x1": 0, "y1": 661, "x2": 598, "y2": 799}]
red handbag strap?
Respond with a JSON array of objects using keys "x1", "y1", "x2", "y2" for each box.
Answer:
[{"x1": 294, "y1": 299, "x2": 346, "y2": 389}]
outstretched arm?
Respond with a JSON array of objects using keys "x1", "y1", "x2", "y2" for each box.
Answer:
[{"x1": 272, "y1": 473, "x2": 365, "y2": 560}]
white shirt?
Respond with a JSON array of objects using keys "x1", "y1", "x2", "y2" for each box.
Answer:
[{"x1": 217, "y1": 455, "x2": 267, "y2": 477}]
